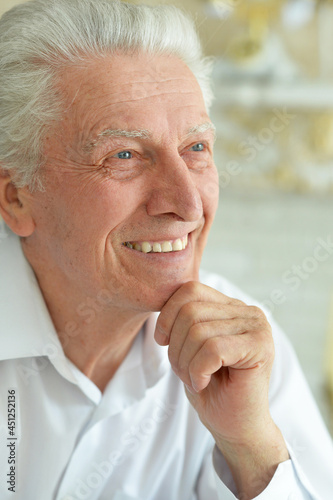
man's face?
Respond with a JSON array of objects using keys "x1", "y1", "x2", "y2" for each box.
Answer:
[{"x1": 26, "y1": 53, "x2": 219, "y2": 312}]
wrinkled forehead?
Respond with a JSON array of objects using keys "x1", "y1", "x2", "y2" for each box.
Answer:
[
  {"x1": 55, "y1": 52, "x2": 209, "y2": 149},
  {"x1": 62, "y1": 52, "x2": 203, "y2": 101}
]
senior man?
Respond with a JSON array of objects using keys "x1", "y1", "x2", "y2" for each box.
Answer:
[{"x1": 0, "y1": 0, "x2": 332, "y2": 499}]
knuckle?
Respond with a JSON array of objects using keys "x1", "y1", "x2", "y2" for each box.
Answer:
[
  {"x1": 257, "y1": 329, "x2": 275, "y2": 361},
  {"x1": 231, "y1": 298, "x2": 247, "y2": 307},
  {"x1": 204, "y1": 336, "x2": 221, "y2": 358},
  {"x1": 179, "y1": 302, "x2": 198, "y2": 322},
  {"x1": 182, "y1": 280, "x2": 201, "y2": 296},
  {"x1": 248, "y1": 305, "x2": 266, "y2": 319},
  {"x1": 188, "y1": 322, "x2": 206, "y2": 342}
]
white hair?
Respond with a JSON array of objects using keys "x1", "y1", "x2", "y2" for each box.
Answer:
[{"x1": 0, "y1": 0, "x2": 214, "y2": 191}]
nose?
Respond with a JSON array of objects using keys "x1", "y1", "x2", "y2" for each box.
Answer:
[{"x1": 146, "y1": 153, "x2": 203, "y2": 221}]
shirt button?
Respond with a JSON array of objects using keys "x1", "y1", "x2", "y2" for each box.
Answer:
[{"x1": 62, "y1": 496, "x2": 74, "y2": 500}]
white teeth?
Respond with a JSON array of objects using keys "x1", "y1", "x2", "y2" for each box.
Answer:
[
  {"x1": 141, "y1": 242, "x2": 152, "y2": 254},
  {"x1": 124, "y1": 234, "x2": 189, "y2": 253},
  {"x1": 161, "y1": 241, "x2": 172, "y2": 252},
  {"x1": 172, "y1": 239, "x2": 183, "y2": 251},
  {"x1": 153, "y1": 243, "x2": 162, "y2": 253}
]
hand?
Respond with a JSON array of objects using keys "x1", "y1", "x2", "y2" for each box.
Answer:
[
  {"x1": 154, "y1": 280, "x2": 274, "y2": 440},
  {"x1": 154, "y1": 281, "x2": 289, "y2": 498}
]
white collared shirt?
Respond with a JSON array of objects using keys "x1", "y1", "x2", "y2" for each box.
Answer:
[{"x1": 0, "y1": 227, "x2": 332, "y2": 500}]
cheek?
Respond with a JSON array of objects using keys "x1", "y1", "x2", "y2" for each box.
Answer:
[
  {"x1": 198, "y1": 167, "x2": 219, "y2": 220},
  {"x1": 58, "y1": 176, "x2": 133, "y2": 236},
  {"x1": 89, "y1": 181, "x2": 141, "y2": 227}
]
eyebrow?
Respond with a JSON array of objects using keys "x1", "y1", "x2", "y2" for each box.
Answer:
[
  {"x1": 186, "y1": 121, "x2": 216, "y2": 140},
  {"x1": 99, "y1": 128, "x2": 151, "y2": 140},
  {"x1": 84, "y1": 121, "x2": 216, "y2": 152}
]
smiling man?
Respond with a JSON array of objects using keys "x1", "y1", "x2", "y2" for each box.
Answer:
[{"x1": 0, "y1": 1, "x2": 332, "y2": 499}]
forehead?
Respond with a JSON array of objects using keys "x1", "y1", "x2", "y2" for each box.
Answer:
[{"x1": 57, "y1": 52, "x2": 209, "y2": 146}]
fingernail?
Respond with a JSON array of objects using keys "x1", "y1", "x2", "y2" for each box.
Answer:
[{"x1": 154, "y1": 325, "x2": 169, "y2": 346}]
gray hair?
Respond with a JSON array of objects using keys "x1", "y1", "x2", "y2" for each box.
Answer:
[{"x1": 0, "y1": 0, "x2": 214, "y2": 191}]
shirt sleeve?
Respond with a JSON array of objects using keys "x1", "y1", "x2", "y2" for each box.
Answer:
[
  {"x1": 266, "y1": 316, "x2": 333, "y2": 499},
  {"x1": 211, "y1": 444, "x2": 318, "y2": 500}
]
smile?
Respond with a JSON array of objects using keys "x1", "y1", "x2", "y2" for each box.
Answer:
[{"x1": 123, "y1": 234, "x2": 189, "y2": 253}]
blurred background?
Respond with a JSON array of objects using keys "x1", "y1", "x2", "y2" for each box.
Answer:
[{"x1": 1, "y1": 0, "x2": 333, "y2": 433}]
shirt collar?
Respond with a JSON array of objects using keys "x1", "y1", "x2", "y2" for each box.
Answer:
[
  {"x1": 0, "y1": 225, "x2": 59, "y2": 360},
  {"x1": 0, "y1": 226, "x2": 169, "y2": 406},
  {"x1": 0, "y1": 226, "x2": 83, "y2": 386}
]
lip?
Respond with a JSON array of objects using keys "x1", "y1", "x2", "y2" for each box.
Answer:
[
  {"x1": 122, "y1": 230, "x2": 193, "y2": 246},
  {"x1": 121, "y1": 231, "x2": 194, "y2": 260}
]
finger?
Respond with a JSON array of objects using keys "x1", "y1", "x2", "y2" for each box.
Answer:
[
  {"x1": 188, "y1": 330, "x2": 274, "y2": 393},
  {"x1": 155, "y1": 281, "x2": 246, "y2": 345},
  {"x1": 167, "y1": 302, "x2": 265, "y2": 362},
  {"x1": 169, "y1": 315, "x2": 267, "y2": 383}
]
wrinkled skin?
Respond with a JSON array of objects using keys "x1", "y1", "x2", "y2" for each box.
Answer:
[{"x1": 0, "y1": 52, "x2": 288, "y2": 500}]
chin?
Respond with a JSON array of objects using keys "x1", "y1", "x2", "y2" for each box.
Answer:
[{"x1": 135, "y1": 271, "x2": 200, "y2": 313}]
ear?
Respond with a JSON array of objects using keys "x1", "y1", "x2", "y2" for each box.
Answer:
[{"x1": 0, "y1": 169, "x2": 35, "y2": 237}]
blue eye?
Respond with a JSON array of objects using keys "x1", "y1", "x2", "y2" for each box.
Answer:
[
  {"x1": 116, "y1": 151, "x2": 132, "y2": 159},
  {"x1": 191, "y1": 143, "x2": 205, "y2": 152}
]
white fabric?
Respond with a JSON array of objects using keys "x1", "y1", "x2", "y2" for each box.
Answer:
[{"x1": 0, "y1": 227, "x2": 332, "y2": 500}]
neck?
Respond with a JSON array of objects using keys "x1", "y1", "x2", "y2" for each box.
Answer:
[
  {"x1": 58, "y1": 304, "x2": 149, "y2": 392},
  {"x1": 48, "y1": 288, "x2": 149, "y2": 392},
  {"x1": 23, "y1": 243, "x2": 151, "y2": 392}
]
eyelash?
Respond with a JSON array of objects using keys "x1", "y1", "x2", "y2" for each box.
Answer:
[
  {"x1": 113, "y1": 142, "x2": 207, "y2": 160},
  {"x1": 190, "y1": 142, "x2": 205, "y2": 152},
  {"x1": 115, "y1": 151, "x2": 133, "y2": 160}
]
